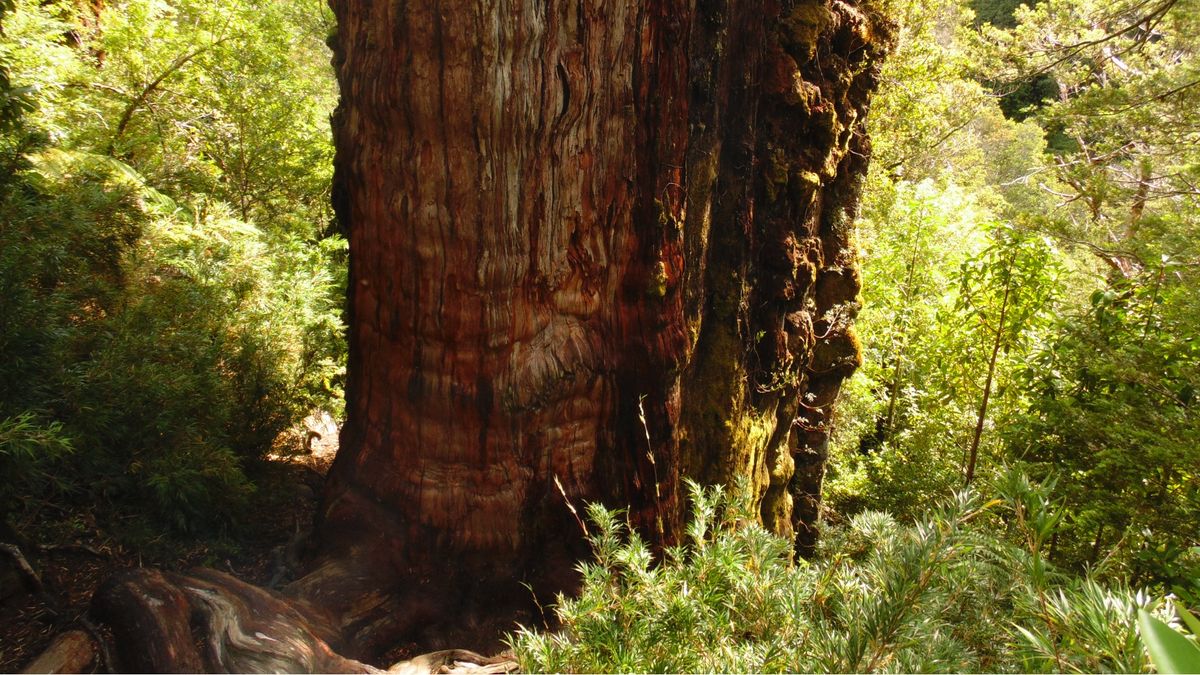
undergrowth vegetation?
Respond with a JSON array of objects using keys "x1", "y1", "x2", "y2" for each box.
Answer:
[
  {"x1": 825, "y1": 0, "x2": 1200, "y2": 596},
  {"x1": 511, "y1": 477, "x2": 1188, "y2": 673}
]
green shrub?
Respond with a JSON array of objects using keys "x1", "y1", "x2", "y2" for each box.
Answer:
[
  {"x1": 510, "y1": 475, "x2": 1171, "y2": 673},
  {"x1": 0, "y1": 150, "x2": 344, "y2": 535},
  {"x1": 0, "y1": 0, "x2": 342, "y2": 539},
  {"x1": 0, "y1": 412, "x2": 73, "y2": 515}
]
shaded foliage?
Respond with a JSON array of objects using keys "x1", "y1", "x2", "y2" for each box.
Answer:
[{"x1": 0, "y1": 0, "x2": 343, "y2": 538}]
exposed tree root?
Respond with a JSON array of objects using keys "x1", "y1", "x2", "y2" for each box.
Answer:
[
  {"x1": 88, "y1": 563, "x2": 518, "y2": 674},
  {"x1": 92, "y1": 567, "x2": 373, "y2": 672},
  {"x1": 385, "y1": 650, "x2": 517, "y2": 674}
]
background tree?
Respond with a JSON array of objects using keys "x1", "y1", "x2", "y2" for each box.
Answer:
[
  {"x1": 828, "y1": 0, "x2": 1199, "y2": 592},
  {"x1": 981, "y1": 0, "x2": 1200, "y2": 586},
  {"x1": 823, "y1": 0, "x2": 1062, "y2": 519},
  {"x1": 957, "y1": 224, "x2": 1058, "y2": 484}
]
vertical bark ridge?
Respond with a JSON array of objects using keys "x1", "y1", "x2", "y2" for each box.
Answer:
[{"x1": 323, "y1": 0, "x2": 648, "y2": 577}]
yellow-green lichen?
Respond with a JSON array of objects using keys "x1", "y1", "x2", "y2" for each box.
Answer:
[
  {"x1": 760, "y1": 440, "x2": 796, "y2": 537},
  {"x1": 765, "y1": 147, "x2": 791, "y2": 203},
  {"x1": 811, "y1": 325, "x2": 863, "y2": 374},
  {"x1": 649, "y1": 260, "x2": 669, "y2": 298},
  {"x1": 780, "y1": 0, "x2": 834, "y2": 64}
]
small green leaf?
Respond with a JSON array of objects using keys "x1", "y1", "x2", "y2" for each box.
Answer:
[
  {"x1": 1139, "y1": 609, "x2": 1200, "y2": 674},
  {"x1": 1174, "y1": 602, "x2": 1200, "y2": 639}
]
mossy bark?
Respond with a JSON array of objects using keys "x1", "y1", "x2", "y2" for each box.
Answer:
[{"x1": 676, "y1": 0, "x2": 888, "y2": 554}]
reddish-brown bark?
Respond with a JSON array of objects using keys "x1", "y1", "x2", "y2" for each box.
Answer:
[
  {"x1": 320, "y1": 0, "x2": 892, "y2": 612},
  {"x1": 87, "y1": 0, "x2": 892, "y2": 669}
]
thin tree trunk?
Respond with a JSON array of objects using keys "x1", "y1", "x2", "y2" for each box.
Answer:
[
  {"x1": 1090, "y1": 524, "x2": 1106, "y2": 564},
  {"x1": 964, "y1": 280, "x2": 1010, "y2": 485},
  {"x1": 881, "y1": 237, "x2": 922, "y2": 445}
]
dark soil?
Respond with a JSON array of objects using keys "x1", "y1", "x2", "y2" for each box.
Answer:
[{"x1": 0, "y1": 450, "x2": 333, "y2": 673}]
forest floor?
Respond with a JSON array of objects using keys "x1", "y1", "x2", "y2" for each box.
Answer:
[{"x1": 0, "y1": 414, "x2": 340, "y2": 673}]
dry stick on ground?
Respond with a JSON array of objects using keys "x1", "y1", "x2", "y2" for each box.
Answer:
[
  {"x1": 0, "y1": 543, "x2": 45, "y2": 598},
  {"x1": 35, "y1": 543, "x2": 110, "y2": 558},
  {"x1": 0, "y1": 542, "x2": 113, "y2": 672}
]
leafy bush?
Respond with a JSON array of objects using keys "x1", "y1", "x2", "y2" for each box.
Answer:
[
  {"x1": 0, "y1": 413, "x2": 73, "y2": 515},
  {"x1": 0, "y1": 0, "x2": 342, "y2": 538},
  {"x1": 1007, "y1": 267, "x2": 1200, "y2": 589},
  {"x1": 0, "y1": 148, "x2": 344, "y2": 535}
]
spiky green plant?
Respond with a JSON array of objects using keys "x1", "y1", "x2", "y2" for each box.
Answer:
[{"x1": 510, "y1": 474, "x2": 1172, "y2": 673}]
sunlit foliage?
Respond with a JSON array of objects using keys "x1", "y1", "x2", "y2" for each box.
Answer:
[
  {"x1": 828, "y1": 0, "x2": 1199, "y2": 594},
  {"x1": 511, "y1": 478, "x2": 1182, "y2": 673}
]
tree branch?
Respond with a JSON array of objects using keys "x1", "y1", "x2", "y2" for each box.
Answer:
[{"x1": 105, "y1": 37, "x2": 230, "y2": 155}]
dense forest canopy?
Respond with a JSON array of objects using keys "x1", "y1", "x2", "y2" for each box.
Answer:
[{"x1": 0, "y1": 0, "x2": 1197, "y2": 671}]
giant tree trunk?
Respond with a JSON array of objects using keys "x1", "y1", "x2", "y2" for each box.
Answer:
[{"x1": 90, "y1": 0, "x2": 891, "y2": 670}]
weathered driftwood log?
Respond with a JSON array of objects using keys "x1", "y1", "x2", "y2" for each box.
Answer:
[{"x1": 20, "y1": 631, "x2": 97, "y2": 675}]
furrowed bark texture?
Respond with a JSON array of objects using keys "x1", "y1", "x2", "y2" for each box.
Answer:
[
  {"x1": 323, "y1": 0, "x2": 891, "y2": 594},
  {"x1": 85, "y1": 1, "x2": 892, "y2": 670},
  {"x1": 79, "y1": 1, "x2": 888, "y2": 667}
]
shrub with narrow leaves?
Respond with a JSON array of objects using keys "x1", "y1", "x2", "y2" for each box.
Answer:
[{"x1": 511, "y1": 475, "x2": 1174, "y2": 673}]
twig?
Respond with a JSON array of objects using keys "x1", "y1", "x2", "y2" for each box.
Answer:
[
  {"x1": 637, "y1": 396, "x2": 665, "y2": 543},
  {"x1": 0, "y1": 542, "x2": 46, "y2": 597},
  {"x1": 1019, "y1": 0, "x2": 1178, "y2": 79},
  {"x1": 1077, "y1": 77, "x2": 1200, "y2": 117},
  {"x1": 554, "y1": 475, "x2": 589, "y2": 538},
  {"x1": 35, "y1": 543, "x2": 109, "y2": 558}
]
